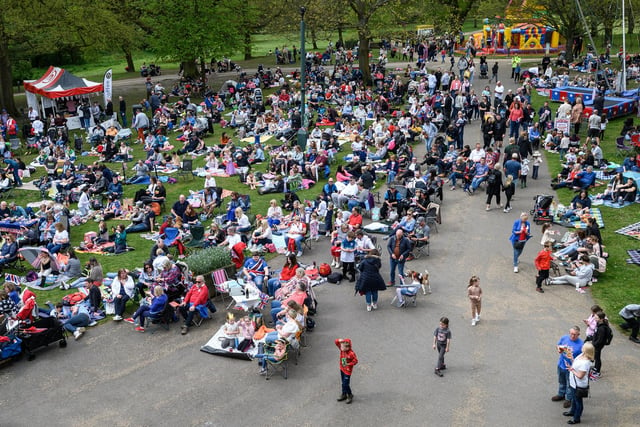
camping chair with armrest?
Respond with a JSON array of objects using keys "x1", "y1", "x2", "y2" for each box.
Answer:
[
  {"x1": 412, "y1": 238, "x2": 430, "y2": 259},
  {"x1": 263, "y1": 341, "x2": 290, "y2": 380},
  {"x1": 179, "y1": 159, "x2": 194, "y2": 180},
  {"x1": 425, "y1": 203, "x2": 440, "y2": 233},
  {"x1": 211, "y1": 268, "x2": 242, "y2": 309},
  {"x1": 390, "y1": 275, "x2": 420, "y2": 308},
  {"x1": 191, "y1": 300, "x2": 217, "y2": 327},
  {"x1": 184, "y1": 225, "x2": 206, "y2": 249},
  {"x1": 146, "y1": 301, "x2": 174, "y2": 333},
  {"x1": 616, "y1": 136, "x2": 634, "y2": 158}
]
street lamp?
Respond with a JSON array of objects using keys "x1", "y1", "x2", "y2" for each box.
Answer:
[{"x1": 297, "y1": 6, "x2": 308, "y2": 150}]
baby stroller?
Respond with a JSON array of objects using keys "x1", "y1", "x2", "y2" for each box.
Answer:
[
  {"x1": 479, "y1": 62, "x2": 489, "y2": 79},
  {"x1": 0, "y1": 319, "x2": 23, "y2": 365},
  {"x1": 531, "y1": 194, "x2": 554, "y2": 224}
]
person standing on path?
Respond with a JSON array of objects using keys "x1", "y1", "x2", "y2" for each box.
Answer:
[
  {"x1": 336, "y1": 338, "x2": 358, "y2": 404},
  {"x1": 490, "y1": 62, "x2": 499, "y2": 83},
  {"x1": 590, "y1": 311, "x2": 611, "y2": 378},
  {"x1": 552, "y1": 326, "x2": 584, "y2": 409},
  {"x1": 355, "y1": 249, "x2": 386, "y2": 312},
  {"x1": 619, "y1": 304, "x2": 640, "y2": 343},
  {"x1": 485, "y1": 163, "x2": 503, "y2": 211},
  {"x1": 534, "y1": 242, "x2": 553, "y2": 293},
  {"x1": 387, "y1": 228, "x2": 412, "y2": 286},
  {"x1": 433, "y1": 317, "x2": 451, "y2": 377},
  {"x1": 119, "y1": 96, "x2": 127, "y2": 127},
  {"x1": 564, "y1": 342, "x2": 594, "y2": 425},
  {"x1": 509, "y1": 212, "x2": 531, "y2": 273},
  {"x1": 467, "y1": 276, "x2": 482, "y2": 326}
]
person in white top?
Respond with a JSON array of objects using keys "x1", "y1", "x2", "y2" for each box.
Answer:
[
  {"x1": 493, "y1": 81, "x2": 505, "y2": 105},
  {"x1": 285, "y1": 216, "x2": 306, "y2": 256},
  {"x1": 557, "y1": 100, "x2": 572, "y2": 119},
  {"x1": 219, "y1": 227, "x2": 242, "y2": 248},
  {"x1": 32, "y1": 118, "x2": 44, "y2": 135},
  {"x1": 332, "y1": 177, "x2": 359, "y2": 209},
  {"x1": 469, "y1": 143, "x2": 486, "y2": 163},
  {"x1": 78, "y1": 187, "x2": 91, "y2": 216},
  {"x1": 204, "y1": 174, "x2": 217, "y2": 189}
]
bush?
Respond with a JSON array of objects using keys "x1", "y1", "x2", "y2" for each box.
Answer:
[{"x1": 184, "y1": 247, "x2": 232, "y2": 275}]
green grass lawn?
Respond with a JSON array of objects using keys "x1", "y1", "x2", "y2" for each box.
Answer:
[{"x1": 530, "y1": 91, "x2": 640, "y2": 320}]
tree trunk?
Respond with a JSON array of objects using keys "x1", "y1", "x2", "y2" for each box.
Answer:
[
  {"x1": 628, "y1": 5, "x2": 635, "y2": 35},
  {"x1": 243, "y1": 30, "x2": 252, "y2": 60},
  {"x1": 338, "y1": 26, "x2": 344, "y2": 47},
  {"x1": 358, "y1": 30, "x2": 372, "y2": 86},
  {"x1": 123, "y1": 47, "x2": 135, "y2": 72},
  {"x1": 604, "y1": 26, "x2": 613, "y2": 45},
  {"x1": 311, "y1": 28, "x2": 319, "y2": 50},
  {"x1": 0, "y1": 38, "x2": 17, "y2": 116},
  {"x1": 565, "y1": 33, "x2": 576, "y2": 63},
  {"x1": 200, "y1": 57, "x2": 207, "y2": 84},
  {"x1": 182, "y1": 60, "x2": 199, "y2": 79}
]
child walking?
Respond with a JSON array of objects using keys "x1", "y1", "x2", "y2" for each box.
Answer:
[
  {"x1": 520, "y1": 159, "x2": 529, "y2": 188},
  {"x1": 335, "y1": 338, "x2": 358, "y2": 404},
  {"x1": 467, "y1": 276, "x2": 482, "y2": 326},
  {"x1": 309, "y1": 213, "x2": 319, "y2": 241},
  {"x1": 433, "y1": 317, "x2": 451, "y2": 377},
  {"x1": 503, "y1": 174, "x2": 515, "y2": 213},
  {"x1": 340, "y1": 231, "x2": 357, "y2": 282},
  {"x1": 534, "y1": 242, "x2": 553, "y2": 293},
  {"x1": 325, "y1": 202, "x2": 334, "y2": 237},
  {"x1": 532, "y1": 151, "x2": 542, "y2": 180}
]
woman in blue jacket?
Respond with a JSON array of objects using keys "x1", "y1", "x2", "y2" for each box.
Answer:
[
  {"x1": 124, "y1": 286, "x2": 167, "y2": 332},
  {"x1": 509, "y1": 212, "x2": 531, "y2": 273}
]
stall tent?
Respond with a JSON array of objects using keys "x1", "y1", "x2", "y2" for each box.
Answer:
[{"x1": 23, "y1": 66, "x2": 104, "y2": 128}]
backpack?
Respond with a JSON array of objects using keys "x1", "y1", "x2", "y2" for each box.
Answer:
[
  {"x1": 318, "y1": 263, "x2": 332, "y2": 277},
  {"x1": 604, "y1": 324, "x2": 613, "y2": 346},
  {"x1": 487, "y1": 170, "x2": 497, "y2": 185},
  {"x1": 306, "y1": 317, "x2": 316, "y2": 330},
  {"x1": 327, "y1": 272, "x2": 343, "y2": 284}
]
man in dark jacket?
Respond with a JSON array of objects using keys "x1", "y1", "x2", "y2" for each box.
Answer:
[{"x1": 386, "y1": 228, "x2": 412, "y2": 286}]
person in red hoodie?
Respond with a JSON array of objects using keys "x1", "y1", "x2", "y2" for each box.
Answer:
[
  {"x1": 336, "y1": 338, "x2": 358, "y2": 404},
  {"x1": 179, "y1": 275, "x2": 214, "y2": 335},
  {"x1": 535, "y1": 242, "x2": 553, "y2": 293}
]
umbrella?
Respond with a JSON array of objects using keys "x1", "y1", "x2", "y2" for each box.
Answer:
[{"x1": 18, "y1": 247, "x2": 62, "y2": 272}]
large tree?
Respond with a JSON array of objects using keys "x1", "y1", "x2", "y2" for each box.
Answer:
[
  {"x1": 144, "y1": 0, "x2": 243, "y2": 78},
  {"x1": 531, "y1": 0, "x2": 582, "y2": 62},
  {"x1": 348, "y1": 0, "x2": 394, "y2": 86}
]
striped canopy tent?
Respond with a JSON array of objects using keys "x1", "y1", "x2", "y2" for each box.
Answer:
[
  {"x1": 23, "y1": 66, "x2": 103, "y2": 99},
  {"x1": 23, "y1": 66, "x2": 104, "y2": 120}
]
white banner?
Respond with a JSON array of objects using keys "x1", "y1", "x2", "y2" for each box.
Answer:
[{"x1": 103, "y1": 68, "x2": 113, "y2": 106}]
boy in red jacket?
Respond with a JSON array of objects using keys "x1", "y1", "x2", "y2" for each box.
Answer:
[
  {"x1": 336, "y1": 338, "x2": 358, "y2": 404},
  {"x1": 534, "y1": 242, "x2": 553, "y2": 293}
]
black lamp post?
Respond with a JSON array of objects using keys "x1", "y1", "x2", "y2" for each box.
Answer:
[{"x1": 297, "y1": 6, "x2": 308, "y2": 150}]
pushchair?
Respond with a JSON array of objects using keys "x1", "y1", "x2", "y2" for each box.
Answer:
[
  {"x1": 0, "y1": 319, "x2": 23, "y2": 365},
  {"x1": 10, "y1": 317, "x2": 67, "y2": 361},
  {"x1": 479, "y1": 62, "x2": 489, "y2": 79},
  {"x1": 531, "y1": 194, "x2": 554, "y2": 224}
]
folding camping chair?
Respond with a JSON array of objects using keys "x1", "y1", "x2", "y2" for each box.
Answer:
[
  {"x1": 179, "y1": 159, "x2": 194, "y2": 180},
  {"x1": 211, "y1": 269, "x2": 242, "y2": 310}
]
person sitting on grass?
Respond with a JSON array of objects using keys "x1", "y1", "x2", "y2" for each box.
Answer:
[{"x1": 111, "y1": 268, "x2": 135, "y2": 321}]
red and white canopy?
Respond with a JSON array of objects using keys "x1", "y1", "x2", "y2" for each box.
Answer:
[{"x1": 23, "y1": 66, "x2": 103, "y2": 99}]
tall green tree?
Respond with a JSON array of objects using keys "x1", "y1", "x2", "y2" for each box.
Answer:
[
  {"x1": 348, "y1": 0, "x2": 394, "y2": 86},
  {"x1": 530, "y1": 0, "x2": 582, "y2": 62},
  {"x1": 143, "y1": 0, "x2": 243, "y2": 78}
]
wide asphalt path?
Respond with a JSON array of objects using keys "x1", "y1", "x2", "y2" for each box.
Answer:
[{"x1": 1, "y1": 60, "x2": 639, "y2": 427}]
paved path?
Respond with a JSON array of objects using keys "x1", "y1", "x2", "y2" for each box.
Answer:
[{"x1": 1, "y1": 62, "x2": 639, "y2": 427}]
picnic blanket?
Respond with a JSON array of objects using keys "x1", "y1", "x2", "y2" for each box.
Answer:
[
  {"x1": 568, "y1": 208, "x2": 604, "y2": 229},
  {"x1": 200, "y1": 325, "x2": 256, "y2": 361},
  {"x1": 626, "y1": 249, "x2": 640, "y2": 265},
  {"x1": 590, "y1": 198, "x2": 634, "y2": 208},
  {"x1": 615, "y1": 222, "x2": 640, "y2": 240},
  {"x1": 75, "y1": 241, "x2": 115, "y2": 254},
  {"x1": 241, "y1": 135, "x2": 273, "y2": 144},
  {"x1": 363, "y1": 222, "x2": 392, "y2": 234},
  {"x1": 552, "y1": 207, "x2": 604, "y2": 229}
]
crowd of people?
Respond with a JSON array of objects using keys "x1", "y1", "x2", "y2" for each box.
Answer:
[{"x1": 1, "y1": 38, "x2": 639, "y2": 418}]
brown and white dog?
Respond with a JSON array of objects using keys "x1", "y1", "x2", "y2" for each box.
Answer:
[{"x1": 404, "y1": 269, "x2": 431, "y2": 295}]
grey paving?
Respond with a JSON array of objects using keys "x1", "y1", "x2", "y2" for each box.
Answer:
[{"x1": 1, "y1": 60, "x2": 639, "y2": 427}]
